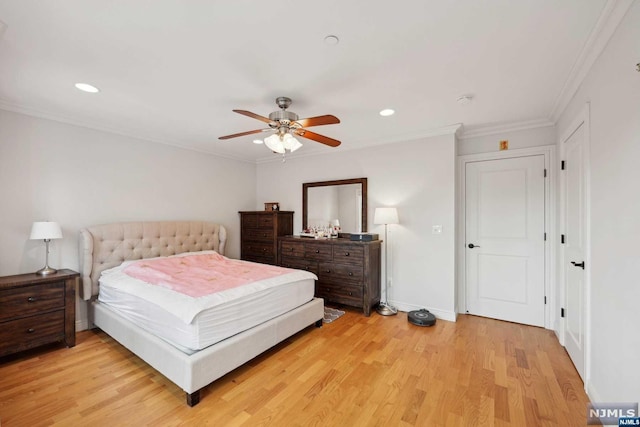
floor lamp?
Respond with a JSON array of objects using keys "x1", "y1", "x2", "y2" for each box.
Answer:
[{"x1": 374, "y1": 207, "x2": 399, "y2": 316}]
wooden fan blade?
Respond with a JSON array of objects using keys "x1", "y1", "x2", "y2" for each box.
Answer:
[
  {"x1": 294, "y1": 129, "x2": 341, "y2": 147},
  {"x1": 233, "y1": 110, "x2": 273, "y2": 124},
  {"x1": 219, "y1": 129, "x2": 269, "y2": 140},
  {"x1": 295, "y1": 115, "x2": 340, "y2": 128}
]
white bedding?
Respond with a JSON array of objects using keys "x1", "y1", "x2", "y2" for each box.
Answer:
[{"x1": 98, "y1": 251, "x2": 317, "y2": 352}]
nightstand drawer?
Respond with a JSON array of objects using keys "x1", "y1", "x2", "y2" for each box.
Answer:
[
  {"x1": 0, "y1": 282, "x2": 64, "y2": 321},
  {"x1": 0, "y1": 310, "x2": 65, "y2": 357}
]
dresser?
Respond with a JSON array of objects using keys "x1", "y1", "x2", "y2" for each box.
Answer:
[
  {"x1": 278, "y1": 236, "x2": 381, "y2": 316},
  {"x1": 0, "y1": 269, "x2": 78, "y2": 358},
  {"x1": 239, "y1": 211, "x2": 294, "y2": 265}
]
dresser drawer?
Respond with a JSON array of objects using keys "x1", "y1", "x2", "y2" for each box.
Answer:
[
  {"x1": 304, "y1": 243, "x2": 332, "y2": 261},
  {"x1": 0, "y1": 310, "x2": 65, "y2": 357},
  {"x1": 244, "y1": 228, "x2": 275, "y2": 241},
  {"x1": 316, "y1": 282, "x2": 362, "y2": 306},
  {"x1": 0, "y1": 282, "x2": 65, "y2": 322},
  {"x1": 318, "y1": 262, "x2": 363, "y2": 285},
  {"x1": 242, "y1": 242, "x2": 275, "y2": 258},
  {"x1": 280, "y1": 257, "x2": 318, "y2": 275},
  {"x1": 280, "y1": 240, "x2": 306, "y2": 258},
  {"x1": 243, "y1": 214, "x2": 274, "y2": 229},
  {"x1": 332, "y1": 245, "x2": 364, "y2": 265}
]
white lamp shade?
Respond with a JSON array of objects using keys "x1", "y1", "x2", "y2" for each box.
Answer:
[
  {"x1": 30, "y1": 222, "x2": 63, "y2": 240},
  {"x1": 374, "y1": 207, "x2": 399, "y2": 225}
]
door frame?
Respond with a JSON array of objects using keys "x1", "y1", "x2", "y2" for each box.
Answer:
[
  {"x1": 558, "y1": 103, "x2": 591, "y2": 388},
  {"x1": 457, "y1": 145, "x2": 556, "y2": 329}
]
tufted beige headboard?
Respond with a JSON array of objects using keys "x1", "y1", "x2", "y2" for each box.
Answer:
[{"x1": 79, "y1": 221, "x2": 227, "y2": 300}]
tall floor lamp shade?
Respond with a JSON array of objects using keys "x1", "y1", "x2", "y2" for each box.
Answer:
[
  {"x1": 30, "y1": 221, "x2": 63, "y2": 275},
  {"x1": 374, "y1": 207, "x2": 399, "y2": 316}
]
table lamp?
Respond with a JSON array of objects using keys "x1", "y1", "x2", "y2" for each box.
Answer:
[{"x1": 30, "y1": 221, "x2": 63, "y2": 275}]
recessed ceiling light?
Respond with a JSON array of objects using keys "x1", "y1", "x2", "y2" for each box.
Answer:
[
  {"x1": 75, "y1": 83, "x2": 100, "y2": 93},
  {"x1": 379, "y1": 109, "x2": 395, "y2": 117},
  {"x1": 324, "y1": 35, "x2": 339, "y2": 45},
  {"x1": 457, "y1": 95, "x2": 473, "y2": 105},
  {"x1": 253, "y1": 139, "x2": 264, "y2": 144}
]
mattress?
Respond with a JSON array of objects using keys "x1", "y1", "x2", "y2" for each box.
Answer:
[{"x1": 97, "y1": 252, "x2": 316, "y2": 353}]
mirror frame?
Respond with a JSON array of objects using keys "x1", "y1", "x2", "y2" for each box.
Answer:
[{"x1": 303, "y1": 177, "x2": 368, "y2": 233}]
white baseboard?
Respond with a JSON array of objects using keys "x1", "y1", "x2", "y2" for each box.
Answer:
[{"x1": 391, "y1": 300, "x2": 457, "y2": 322}]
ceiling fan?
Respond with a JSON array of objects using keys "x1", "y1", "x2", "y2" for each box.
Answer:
[{"x1": 218, "y1": 97, "x2": 341, "y2": 154}]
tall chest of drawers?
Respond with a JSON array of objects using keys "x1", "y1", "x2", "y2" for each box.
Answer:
[
  {"x1": 0, "y1": 269, "x2": 78, "y2": 358},
  {"x1": 239, "y1": 211, "x2": 294, "y2": 265},
  {"x1": 278, "y1": 236, "x2": 381, "y2": 316}
]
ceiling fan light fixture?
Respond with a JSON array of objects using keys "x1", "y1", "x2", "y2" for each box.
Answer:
[{"x1": 264, "y1": 134, "x2": 285, "y2": 154}]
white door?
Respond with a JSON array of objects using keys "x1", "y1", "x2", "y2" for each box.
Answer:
[
  {"x1": 465, "y1": 155, "x2": 546, "y2": 326},
  {"x1": 564, "y1": 122, "x2": 587, "y2": 380}
]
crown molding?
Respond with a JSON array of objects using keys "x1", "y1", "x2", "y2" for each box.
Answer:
[
  {"x1": 458, "y1": 118, "x2": 555, "y2": 140},
  {"x1": 549, "y1": 0, "x2": 634, "y2": 122}
]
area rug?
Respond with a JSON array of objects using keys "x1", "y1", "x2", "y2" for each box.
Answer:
[{"x1": 323, "y1": 307, "x2": 345, "y2": 323}]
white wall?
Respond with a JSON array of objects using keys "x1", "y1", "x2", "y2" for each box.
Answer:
[
  {"x1": 556, "y1": 1, "x2": 640, "y2": 403},
  {"x1": 256, "y1": 134, "x2": 458, "y2": 320},
  {"x1": 458, "y1": 125, "x2": 556, "y2": 156},
  {"x1": 0, "y1": 110, "x2": 256, "y2": 328}
]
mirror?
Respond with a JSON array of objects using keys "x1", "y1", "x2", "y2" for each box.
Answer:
[{"x1": 303, "y1": 178, "x2": 367, "y2": 233}]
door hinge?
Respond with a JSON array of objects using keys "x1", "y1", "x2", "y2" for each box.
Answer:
[
  {"x1": 561, "y1": 234, "x2": 565, "y2": 244},
  {"x1": 544, "y1": 296, "x2": 547, "y2": 304},
  {"x1": 544, "y1": 168, "x2": 547, "y2": 177},
  {"x1": 561, "y1": 160, "x2": 566, "y2": 170},
  {"x1": 561, "y1": 308, "x2": 565, "y2": 318},
  {"x1": 544, "y1": 232, "x2": 547, "y2": 241}
]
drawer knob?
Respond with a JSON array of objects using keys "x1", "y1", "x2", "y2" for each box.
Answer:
[
  {"x1": 263, "y1": 234, "x2": 267, "y2": 237},
  {"x1": 315, "y1": 250, "x2": 320, "y2": 253},
  {"x1": 348, "y1": 292, "x2": 353, "y2": 296},
  {"x1": 305, "y1": 266, "x2": 310, "y2": 270},
  {"x1": 325, "y1": 270, "x2": 331, "y2": 273},
  {"x1": 344, "y1": 252, "x2": 350, "y2": 256},
  {"x1": 348, "y1": 272, "x2": 353, "y2": 276},
  {"x1": 27, "y1": 296, "x2": 37, "y2": 303},
  {"x1": 290, "y1": 248, "x2": 294, "y2": 251},
  {"x1": 27, "y1": 328, "x2": 35, "y2": 333}
]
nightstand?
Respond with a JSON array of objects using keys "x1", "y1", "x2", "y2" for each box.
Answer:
[{"x1": 0, "y1": 269, "x2": 78, "y2": 358}]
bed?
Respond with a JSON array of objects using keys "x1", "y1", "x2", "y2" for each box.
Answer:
[{"x1": 79, "y1": 221, "x2": 324, "y2": 406}]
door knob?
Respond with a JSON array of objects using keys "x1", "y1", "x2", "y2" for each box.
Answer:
[
  {"x1": 571, "y1": 261, "x2": 585, "y2": 269},
  {"x1": 468, "y1": 243, "x2": 480, "y2": 249}
]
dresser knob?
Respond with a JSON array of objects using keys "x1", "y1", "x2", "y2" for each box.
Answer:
[
  {"x1": 325, "y1": 270, "x2": 331, "y2": 273},
  {"x1": 348, "y1": 292, "x2": 353, "y2": 296},
  {"x1": 315, "y1": 250, "x2": 320, "y2": 253},
  {"x1": 27, "y1": 296, "x2": 37, "y2": 303},
  {"x1": 305, "y1": 266, "x2": 310, "y2": 270},
  {"x1": 27, "y1": 328, "x2": 35, "y2": 333},
  {"x1": 348, "y1": 272, "x2": 353, "y2": 276},
  {"x1": 344, "y1": 252, "x2": 350, "y2": 256},
  {"x1": 263, "y1": 234, "x2": 267, "y2": 237},
  {"x1": 290, "y1": 248, "x2": 294, "y2": 252}
]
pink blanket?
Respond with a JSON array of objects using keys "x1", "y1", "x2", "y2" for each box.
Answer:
[{"x1": 123, "y1": 252, "x2": 292, "y2": 298}]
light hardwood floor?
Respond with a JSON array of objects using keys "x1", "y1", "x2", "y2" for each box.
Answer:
[{"x1": 0, "y1": 310, "x2": 593, "y2": 426}]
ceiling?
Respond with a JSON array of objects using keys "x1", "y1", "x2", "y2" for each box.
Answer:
[{"x1": 0, "y1": 1, "x2": 610, "y2": 163}]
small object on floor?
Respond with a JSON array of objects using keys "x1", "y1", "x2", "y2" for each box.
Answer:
[
  {"x1": 323, "y1": 307, "x2": 345, "y2": 323},
  {"x1": 408, "y1": 309, "x2": 436, "y2": 326}
]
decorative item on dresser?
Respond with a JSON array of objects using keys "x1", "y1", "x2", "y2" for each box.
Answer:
[
  {"x1": 278, "y1": 236, "x2": 381, "y2": 316},
  {"x1": 0, "y1": 269, "x2": 78, "y2": 358},
  {"x1": 240, "y1": 211, "x2": 294, "y2": 265}
]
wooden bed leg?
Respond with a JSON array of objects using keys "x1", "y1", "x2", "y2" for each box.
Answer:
[
  {"x1": 315, "y1": 319, "x2": 323, "y2": 328},
  {"x1": 186, "y1": 390, "x2": 201, "y2": 407}
]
